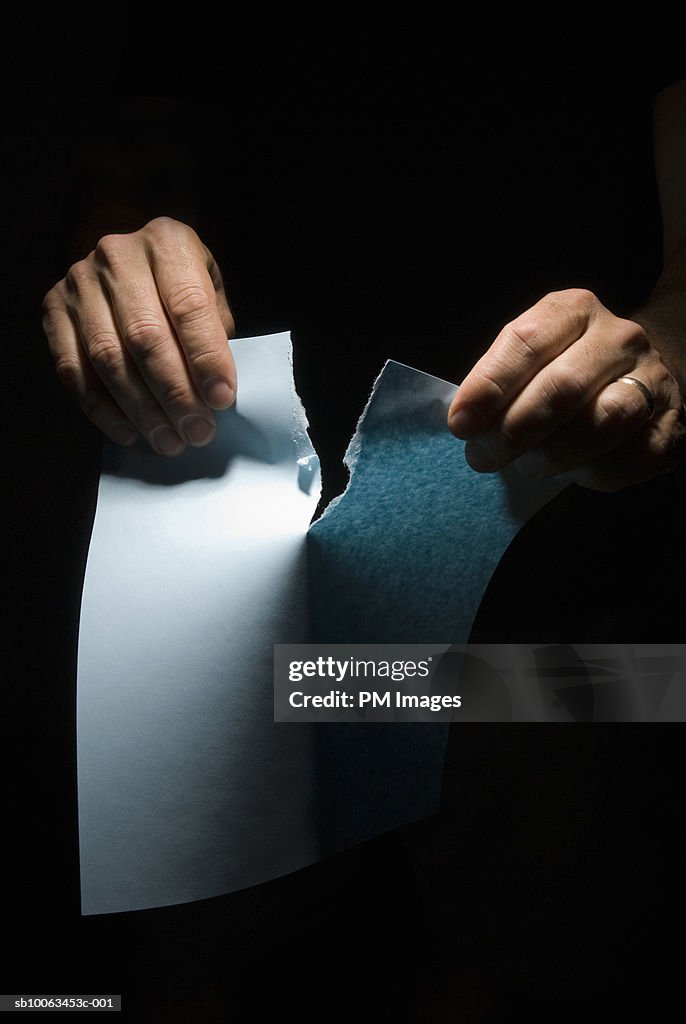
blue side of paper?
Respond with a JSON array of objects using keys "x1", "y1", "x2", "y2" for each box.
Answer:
[{"x1": 307, "y1": 360, "x2": 564, "y2": 851}]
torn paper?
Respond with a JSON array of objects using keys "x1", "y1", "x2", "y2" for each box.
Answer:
[
  {"x1": 308, "y1": 358, "x2": 564, "y2": 642},
  {"x1": 77, "y1": 333, "x2": 565, "y2": 915},
  {"x1": 305, "y1": 360, "x2": 564, "y2": 849},
  {"x1": 77, "y1": 333, "x2": 321, "y2": 915}
]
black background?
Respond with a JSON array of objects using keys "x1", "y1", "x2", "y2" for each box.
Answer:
[{"x1": 5, "y1": 42, "x2": 685, "y2": 1021}]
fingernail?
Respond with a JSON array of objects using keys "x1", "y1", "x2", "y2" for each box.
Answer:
[
  {"x1": 465, "y1": 440, "x2": 497, "y2": 472},
  {"x1": 204, "y1": 378, "x2": 235, "y2": 409},
  {"x1": 448, "y1": 403, "x2": 482, "y2": 439},
  {"x1": 111, "y1": 423, "x2": 138, "y2": 446},
  {"x1": 181, "y1": 414, "x2": 215, "y2": 446},
  {"x1": 151, "y1": 426, "x2": 185, "y2": 456}
]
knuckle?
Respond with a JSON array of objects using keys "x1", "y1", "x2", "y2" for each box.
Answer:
[
  {"x1": 654, "y1": 358, "x2": 678, "y2": 396},
  {"x1": 186, "y1": 344, "x2": 224, "y2": 369},
  {"x1": 147, "y1": 215, "x2": 176, "y2": 231},
  {"x1": 554, "y1": 287, "x2": 596, "y2": 309},
  {"x1": 159, "y1": 378, "x2": 193, "y2": 408},
  {"x1": 87, "y1": 332, "x2": 123, "y2": 375},
  {"x1": 165, "y1": 283, "x2": 213, "y2": 324},
  {"x1": 94, "y1": 233, "x2": 127, "y2": 269},
  {"x1": 122, "y1": 317, "x2": 167, "y2": 357},
  {"x1": 53, "y1": 360, "x2": 106, "y2": 424},
  {"x1": 65, "y1": 259, "x2": 92, "y2": 295},
  {"x1": 53, "y1": 356, "x2": 82, "y2": 394},
  {"x1": 41, "y1": 285, "x2": 62, "y2": 316},
  {"x1": 537, "y1": 288, "x2": 596, "y2": 337},
  {"x1": 146, "y1": 215, "x2": 180, "y2": 233},
  {"x1": 540, "y1": 365, "x2": 587, "y2": 413},
  {"x1": 41, "y1": 288, "x2": 64, "y2": 335},
  {"x1": 643, "y1": 424, "x2": 675, "y2": 464},
  {"x1": 474, "y1": 368, "x2": 508, "y2": 403},
  {"x1": 504, "y1": 321, "x2": 542, "y2": 364},
  {"x1": 617, "y1": 320, "x2": 650, "y2": 359},
  {"x1": 597, "y1": 390, "x2": 643, "y2": 428},
  {"x1": 146, "y1": 216, "x2": 195, "y2": 243}
]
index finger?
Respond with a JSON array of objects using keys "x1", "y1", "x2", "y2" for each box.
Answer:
[
  {"x1": 144, "y1": 219, "x2": 237, "y2": 410},
  {"x1": 448, "y1": 289, "x2": 599, "y2": 439}
]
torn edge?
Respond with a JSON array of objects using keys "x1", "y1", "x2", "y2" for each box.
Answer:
[
  {"x1": 286, "y1": 332, "x2": 322, "y2": 496},
  {"x1": 312, "y1": 359, "x2": 392, "y2": 525},
  {"x1": 312, "y1": 358, "x2": 458, "y2": 526}
]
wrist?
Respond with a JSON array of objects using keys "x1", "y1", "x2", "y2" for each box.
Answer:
[{"x1": 631, "y1": 254, "x2": 686, "y2": 397}]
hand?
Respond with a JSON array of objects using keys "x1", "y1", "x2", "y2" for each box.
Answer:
[
  {"x1": 448, "y1": 289, "x2": 686, "y2": 491},
  {"x1": 42, "y1": 217, "x2": 236, "y2": 455}
]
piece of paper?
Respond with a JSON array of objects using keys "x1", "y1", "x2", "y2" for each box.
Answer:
[
  {"x1": 308, "y1": 358, "x2": 564, "y2": 643},
  {"x1": 305, "y1": 360, "x2": 564, "y2": 849},
  {"x1": 77, "y1": 333, "x2": 321, "y2": 915},
  {"x1": 77, "y1": 333, "x2": 564, "y2": 915}
]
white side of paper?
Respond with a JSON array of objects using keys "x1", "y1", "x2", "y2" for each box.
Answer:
[{"x1": 77, "y1": 333, "x2": 321, "y2": 914}]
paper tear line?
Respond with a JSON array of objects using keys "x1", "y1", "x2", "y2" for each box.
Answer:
[{"x1": 310, "y1": 359, "x2": 393, "y2": 526}]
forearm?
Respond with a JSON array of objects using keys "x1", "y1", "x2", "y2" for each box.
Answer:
[{"x1": 632, "y1": 243, "x2": 686, "y2": 397}]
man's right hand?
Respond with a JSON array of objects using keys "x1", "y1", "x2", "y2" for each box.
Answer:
[{"x1": 42, "y1": 217, "x2": 236, "y2": 455}]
